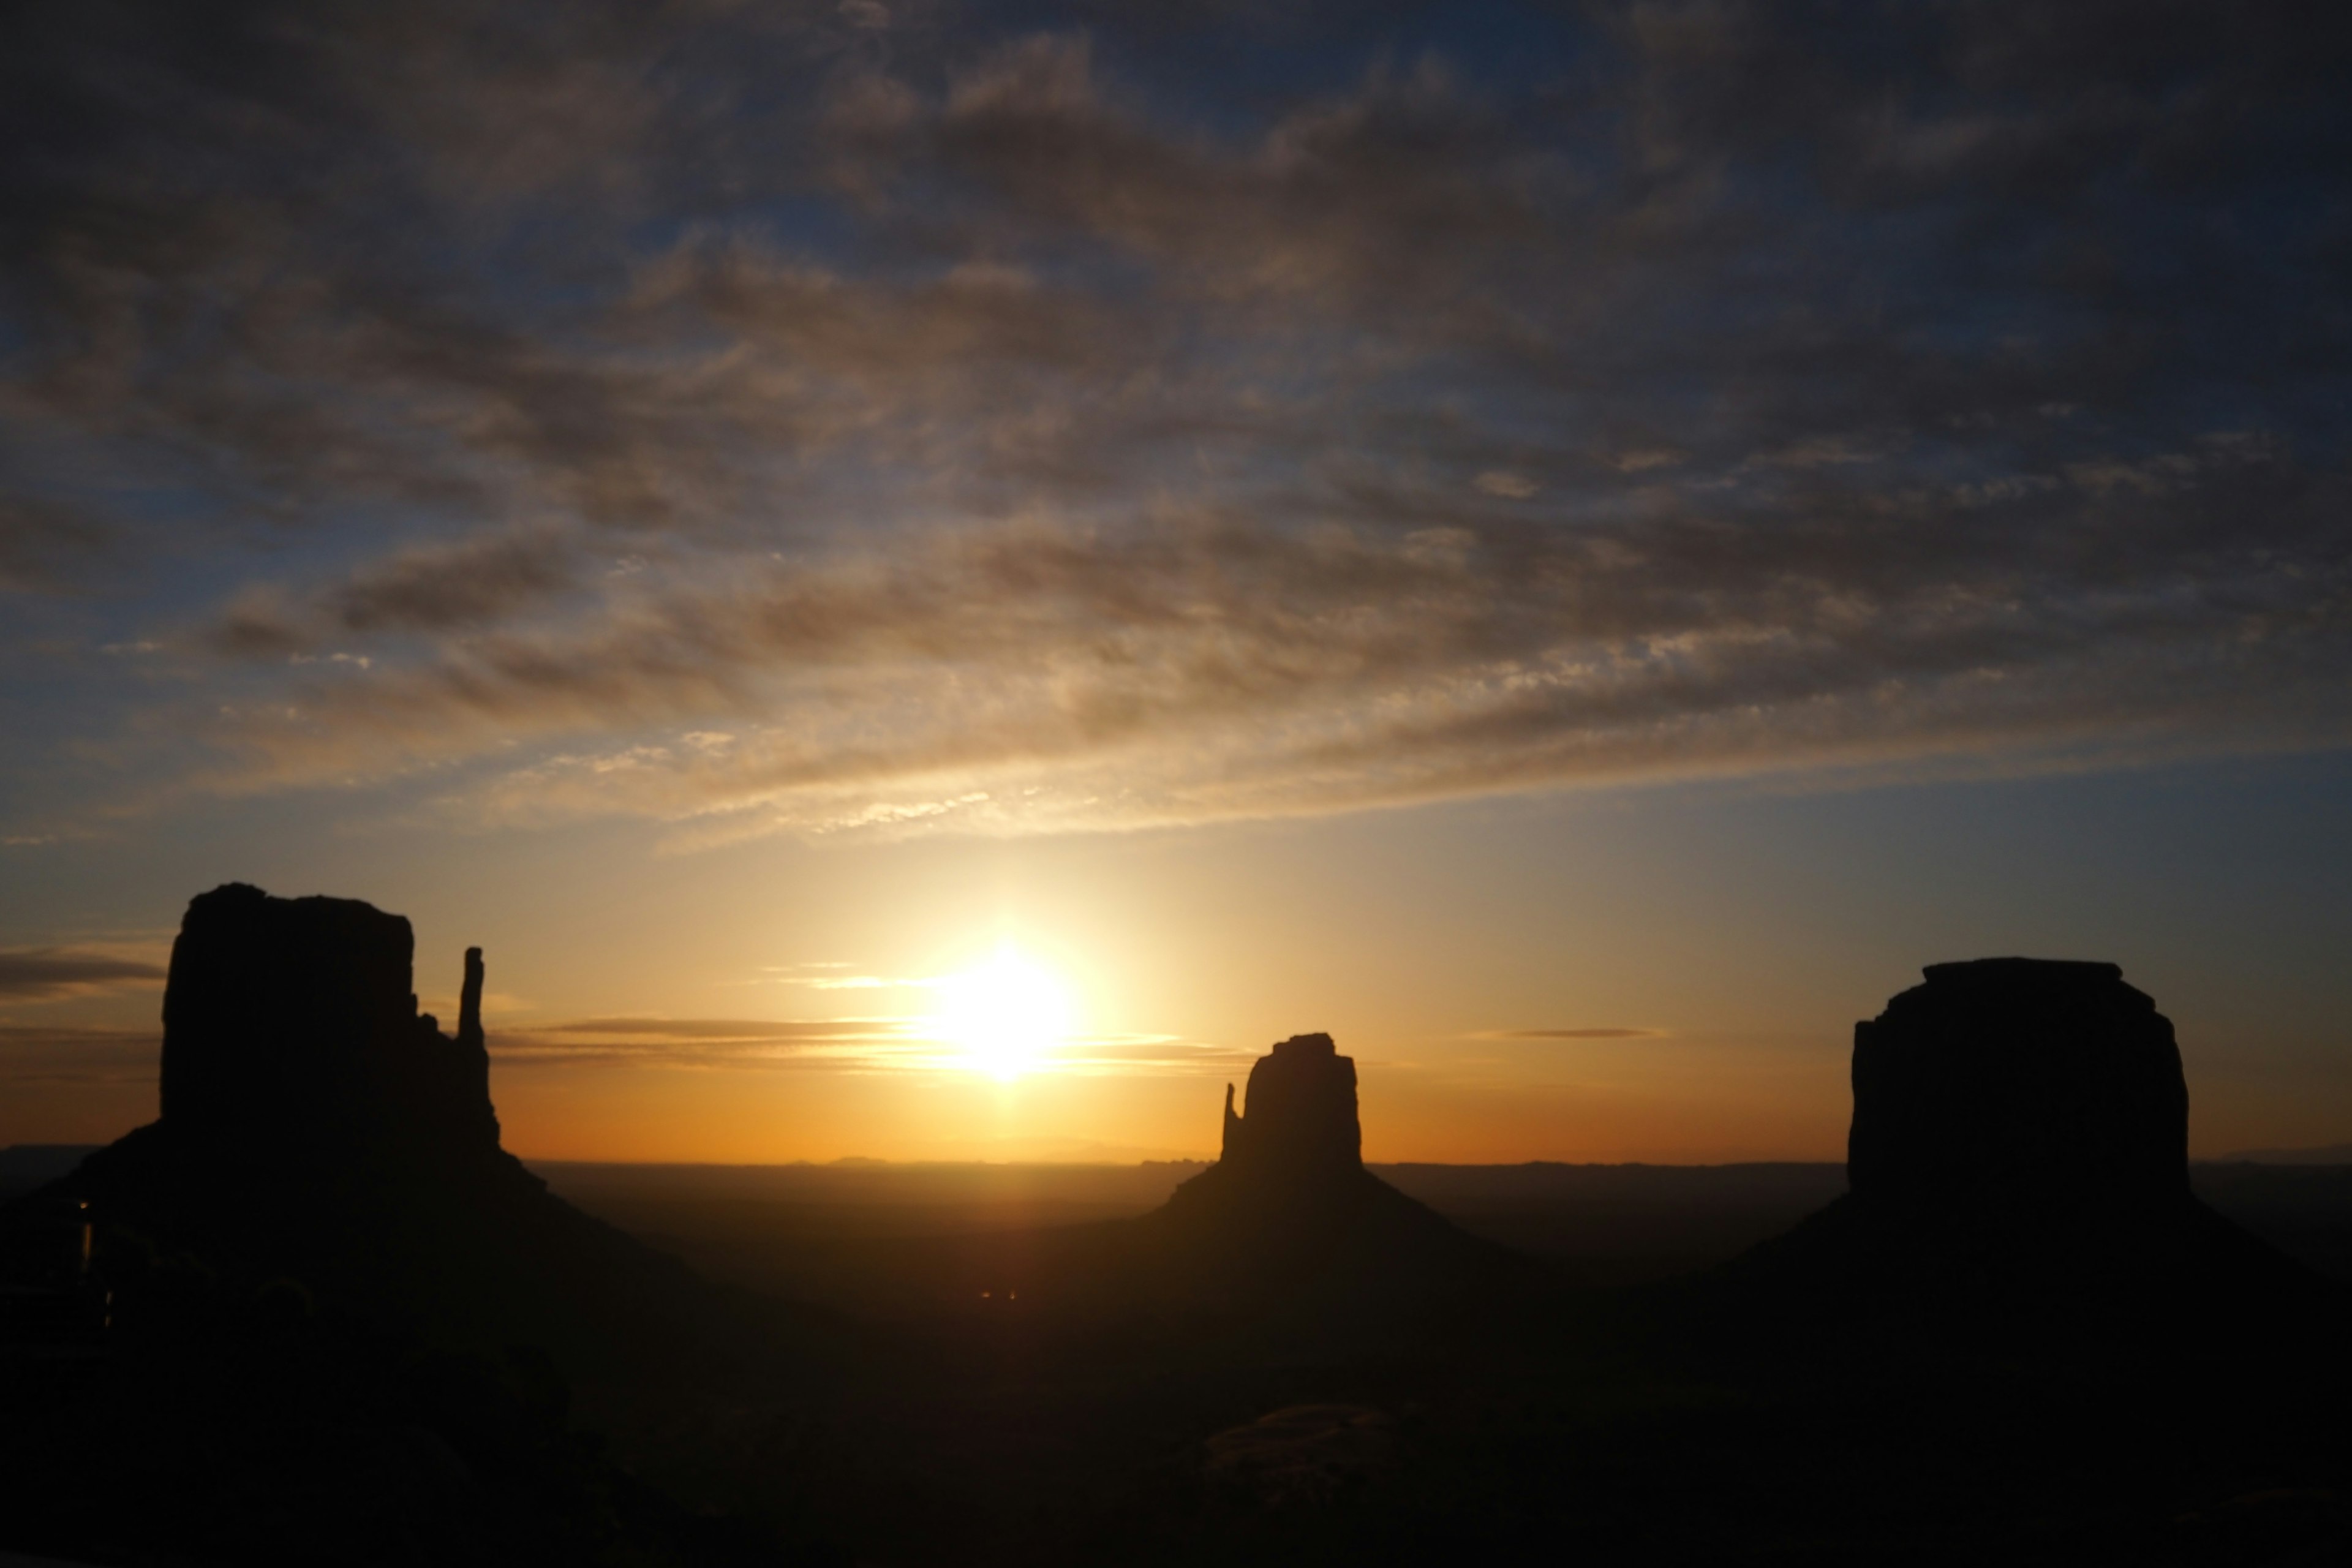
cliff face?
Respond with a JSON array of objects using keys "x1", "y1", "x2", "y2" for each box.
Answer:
[
  {"x1": 1145, "y1": 1031, "x2": 1515, "y2": 1319},
  {"x1": 158, "y1": 883, "x2": 498, "y2": 1163},
  {"x1": 14, "y1": 884, "x2": 719, "y2": 1365},
  {"x1": 1219, "y1": 1033, "x2": 1363, "y2": 1182},
  {"x1": 1719, "y1": 956, "x2": 2329, "y2": 1355},
  {"x1": 1848, "y1": 957, "x2": 2189, "y2": 1214},
  {"x1": 0, "y1": 886, "x2": 758, "y2": 1563}
]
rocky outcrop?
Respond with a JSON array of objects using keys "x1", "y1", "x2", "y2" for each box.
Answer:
[
  {"x1": 0, "y1": 886, "x2": 779, "y2": 1565},
  {"x1": 459, "y1": 943, "x2": 486, "y2": 1051},
  {"x1": 1849, "y1": 958, "x2": 2188, "y2": 1213},
  {"x1": 1717, "y1": 957, "x2": 2331, "y2": 1357},
  {"x1": 158, "y1": 883, "x2": 497, "y2": 1163},
  {"x1": 11, "y1": 884, "x2": 718, "y2": 1367},
  {"x1": 1219, "y1": 1033, "x2": 1362, "y2": 1183},
  {"x1": 1138, "y1": 1032, "x2": 1517, "y2": 1322}
]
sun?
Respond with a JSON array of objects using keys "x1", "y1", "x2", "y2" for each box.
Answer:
[{"x1": 932, "y1": 945, "x2": 1072, "y2": 1080}]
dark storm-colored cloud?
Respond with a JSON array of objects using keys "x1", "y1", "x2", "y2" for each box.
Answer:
[
  {"x1": 210, "y1": 527, "x2": 582, "y2": 654},
  {"x1": 3, "y1": 2, "x2": 2349, "y2": 835},
  {"x1": 0, "y1": 496, "x2": 115, "y2": 592},
  {"x1": 331, "y1": 529, "x2": 580, "y2": 635},
  {"x1": 0, "y1": 948, "x2": 167, "y2": 1000}
]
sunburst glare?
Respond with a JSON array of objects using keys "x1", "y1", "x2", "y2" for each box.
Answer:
[{"x1": 931, "y1": 945, "x2": 1072, "y2": 1080}]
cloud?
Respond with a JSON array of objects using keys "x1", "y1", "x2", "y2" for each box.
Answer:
[
  {"x1": 0, "y1": 1025, "x2": 159, "y2": 1084},
  {"x1": 0, "y1": 496, "x2": 113, "y2": 592},
  {"x1": 759, "y1": 965, "x2": 925, "y2": 990},
  {"x1": 166, "y1": 468, "x2": 2351, "y2": 840},
  {"x1": 491, "y1": 1016, "x2": 1242, "y2": 1076},
  {"x1": 1473, "y1": 470, "x2": 1538, "y2": 499},
  {"x1": 491, "y1": 1014, "x2": 929, "y2": 1069},
  {"x1": 205, "y1": 527, "x2": 582, "y2": 655},
  {"x1": 529, "y1": 1017, "x2": 909, "y2": 1041},
  {"x1": 1485, "y1": 1028, "x2": 1667, "y2": 1041},
  {"x1": 333, "y1": 529, "x2": 579, "y2": 636},
  {"x1": 2, "y1": 2, "x2": 2349, "y2": 839},
  {"x1": 0, "y1": 948, "x2": 168, "y2": 1001}
]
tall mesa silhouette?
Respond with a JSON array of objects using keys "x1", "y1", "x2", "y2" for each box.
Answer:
[
  {"x1": 20, "y1": 883, "x2": 723, "y2": 1364},
  {"x1": 0, "y1": 884, "x2": 797, "y2": 1566},
  {"x1": 1718, "y1": 957, "x2": 2338, "y2": 1356}
]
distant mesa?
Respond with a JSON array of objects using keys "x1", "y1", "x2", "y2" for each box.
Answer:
[
  {"x1": 1134, "y1": 1031, "x2": 1518, "y2": 1317},
  {"x1": 1724, "y1": 956, "x2": 2336, "y2": 1351}
]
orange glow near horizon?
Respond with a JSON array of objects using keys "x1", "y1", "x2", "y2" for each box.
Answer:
[{"x1": 10, "y1": 782, "x2": 2352, "y2": 1170}]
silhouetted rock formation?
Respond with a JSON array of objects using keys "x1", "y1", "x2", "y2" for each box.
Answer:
[
  {"x1": 159, "y1": 883, "x2": 499, "y2": 1164},
  {"x1": 1718, "y1": 957, "x2": 2336, "y2": 1359},
  {"x1": 1849, "y1": 959, "x2": 2187, "y2": 1213},
  {"x1": 1219, "y1": 1033, "x2": 1362, "y2": 1182},
  {"x1": 0, "y1": 885, "x2": 808, "y2": 1563},
  {"x1": 1128, "y1": 1033, "x2": 1518, "y2": 1325},
  {"x1": 9, "y1": 884, "x2": 728, "y2": 1371}
]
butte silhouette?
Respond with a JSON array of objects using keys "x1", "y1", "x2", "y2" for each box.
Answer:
[
  {"x1": 1717, "y1": 957, "x2": 2339, "y2": 1360},
  {"x1": 0, "y1": 884, "x2": 816, "y2": 1566},
  {"x1": 1116, "y1": 1033, "x2": 1520, "y2": 1320},
  {"x1": 10, "y1": 883, "x2": 720, "y2": 1368}
]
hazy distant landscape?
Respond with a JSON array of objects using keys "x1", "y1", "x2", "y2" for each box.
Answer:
[
  {"x1": 14, "y1": 1147, "x2": 2352, "y2": 1305},
  {"x1": 525, "y1": 1155, "x2": 2352, "y2": 1301}
]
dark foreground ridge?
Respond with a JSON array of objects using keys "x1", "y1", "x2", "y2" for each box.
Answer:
[{"x1": 1714, "y1": 957, "x2": 2339, "y2": 1358}]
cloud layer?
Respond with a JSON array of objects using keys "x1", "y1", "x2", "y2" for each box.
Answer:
[
  {"x1": 0, "y1": 948, "x2": 167, "y2": 1001},
  {"x1": 493, "y1": 1016, "x2": 1236, "y2": 1076},
  {"x1": 0, "y1": 1025, "x2": 160, "y2": 1084},
  {"x1": 4, "y1": 2, "x2": 2348, "y2": 839}
]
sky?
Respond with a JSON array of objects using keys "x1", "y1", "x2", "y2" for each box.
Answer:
[{"x1": 2, "y1": 1, "x2": 2349, "y2": 1164}]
